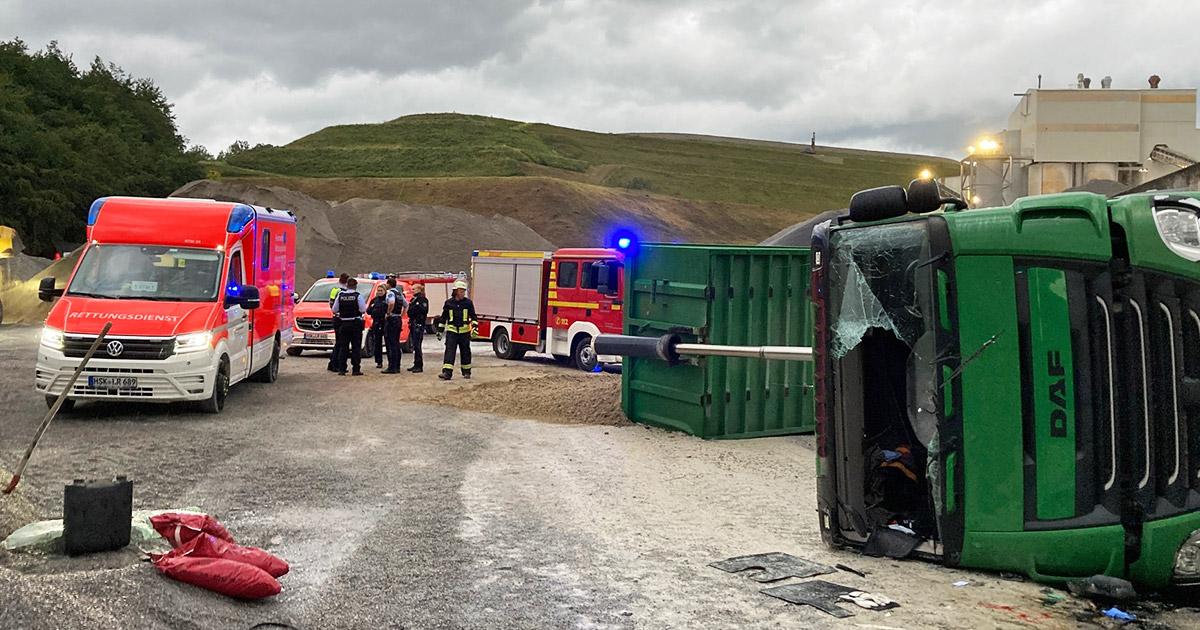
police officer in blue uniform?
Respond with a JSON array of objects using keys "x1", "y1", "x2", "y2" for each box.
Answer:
[{"x1": 331, "y1": 277, "x2": 368, "y2": 376}]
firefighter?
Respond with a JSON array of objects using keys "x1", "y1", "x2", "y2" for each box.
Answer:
[
  {"x1": 366, "y1": 283, "x2": 388, "y2": 369},
  {"x1": 382, "y1": 278, "x2": 407, "y2": 374},
  {"x1": 331, "y1": 277, "x2": 367, "y2": 376},
  {"x1": 437, "y1": 280, "x2": 476, "y2": 380},
  {"x1": 327, "y1": 273, "x2": 350, "y2": 373},
  {"x1": 406, "y1": 282, "x2": 430, "y2": 373}
]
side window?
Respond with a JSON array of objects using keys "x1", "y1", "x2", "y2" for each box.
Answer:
[
  {"x1": 261, "y1": 229, "x2": 271, "y2": 271},
  {"x1": 227, "y1": 251, "x2": 243, "y2": 292},
  {"x1": 556, "y1": 261, "x2": 578, "y2": 288},
  {"x1": 580, "y1": 260, "x2": 598, "y2": 289}
]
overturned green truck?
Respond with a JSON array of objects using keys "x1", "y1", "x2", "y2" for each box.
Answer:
[{"x1": 599, "y1": 182, "x2": 1200, "y2": 590}]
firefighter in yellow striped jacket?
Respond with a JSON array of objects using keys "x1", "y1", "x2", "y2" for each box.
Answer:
[{"x1": 436, "y1": 280, "x2": 477, "y2": 380}]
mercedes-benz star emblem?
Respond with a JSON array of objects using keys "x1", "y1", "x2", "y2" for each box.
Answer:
[
  {"x1": 311, "y1": 319, "x2": 322, "y2": 330},
  {"x1": 105, "y1": 340, "x2": 124, "y2": 357}
]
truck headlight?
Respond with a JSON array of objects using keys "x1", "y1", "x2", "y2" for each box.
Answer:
[
  {"x1": 1175, "y1": 529, "x2": 1200, "y2": 580},
  {"x1": 174, "y1": 331, "x2": 212, "y2": 354},
  {"x1": 40, "y1": 326, "x2": 64, "y2": 350}
]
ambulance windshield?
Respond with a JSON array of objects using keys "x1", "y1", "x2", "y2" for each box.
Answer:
[{"x1": 67, "y1": 244, "x2": 223, "y2": 302}]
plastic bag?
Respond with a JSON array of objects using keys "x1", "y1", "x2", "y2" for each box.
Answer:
[
  {"x1": 184, "y1": 533, "x2": 289, "y2": 578},
  {"x1": 152, "y1": 554, "x2": 281, "y2": 600},
  {"x1": 150, "y1": 512, "x2": 235, "y2": 547}
]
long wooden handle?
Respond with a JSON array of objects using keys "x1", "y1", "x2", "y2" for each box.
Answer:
[{"x1": 3, "y1": 322, "x2": 113, "y2": 495}]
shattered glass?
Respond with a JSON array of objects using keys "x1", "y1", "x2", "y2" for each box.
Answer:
[{"x1": 828, "y1": 222, "x2": 931, "y2": 358}]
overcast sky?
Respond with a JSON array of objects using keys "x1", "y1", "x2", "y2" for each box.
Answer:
[{"x1": 5, "y1": 0, "x2": 1199, "y2": 158}]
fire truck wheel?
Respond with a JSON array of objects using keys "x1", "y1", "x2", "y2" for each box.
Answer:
[
  {"x1": 200, "y1": 358, "x2": 229, "y2": 414},
  {"x1": 45, "y1": 395, "x2": 75, "y2": 412},
  {"x1": 252, "y1": 336, "x2": 280, "y2": 383},
  {"x1": 492, "y1": 328, "x2": 525, "y2": 360},
  {"x1": 572, "y1": 335, "x2": 598, "y2": 372},
  {"x1": 286, "y1": 347, "x2": 302, "y2": 357}
]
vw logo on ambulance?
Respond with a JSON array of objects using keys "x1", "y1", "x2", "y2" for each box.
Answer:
[{"x1": 105, "y1": 340, "x2": 124, "y2": 357}]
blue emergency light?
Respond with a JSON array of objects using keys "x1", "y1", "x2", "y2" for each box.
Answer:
[
  {"x1": 608, "y1": 229, "x2": 639, "y2": 254},
  {"x1": 326, "y1": 270, "x2": 336, "y2": 278}
]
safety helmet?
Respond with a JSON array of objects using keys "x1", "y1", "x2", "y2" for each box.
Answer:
[{"x1": 453, "y1": 280, "x2": 468, "y2": 291}]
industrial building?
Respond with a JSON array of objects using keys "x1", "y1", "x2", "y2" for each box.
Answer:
[{"x1": 957, "y1": 76, "x2": 1200, "y2": 206}]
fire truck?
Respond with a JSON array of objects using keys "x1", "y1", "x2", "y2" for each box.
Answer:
[
  {"x1": 35, "y1": 197, "x2": 297, "y2": 413},
  {"x1": 472, "y1": 248, "x2": 624, "y2": 371}
]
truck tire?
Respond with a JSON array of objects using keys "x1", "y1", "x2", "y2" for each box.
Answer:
[
  {"x1": 286, "y1": 346, "x2": 302, "y2": 357},
  {"x1": 45, "y1": 395, "x2": 74, "y2": 412},
  {"x1": 199, "y1": 358, "x2": 229, "y2": 414},
  {"x1": 572, "y1": 335, "x2": 598, "y2": 372},
  {"x1": 493, "y1": 329, "x2": 526, "y2": 360},
  {"x1": 362, "y1": 330, "x2": 375, "y2": 358},
  {"x1": 252, "y1": 336, "x2": 280, "y2": 383}
]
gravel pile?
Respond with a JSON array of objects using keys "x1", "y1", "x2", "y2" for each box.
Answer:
[
  {"x1": 0, "y1": 466, "x2": 40, "y2": 539},
  {"x1": 433, "y1": 373, "x2": 627, "y2": 426}
]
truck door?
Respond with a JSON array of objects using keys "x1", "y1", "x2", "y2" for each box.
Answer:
[{"x1": 224, "y1": 249, "x2": 251, "y2": 381}]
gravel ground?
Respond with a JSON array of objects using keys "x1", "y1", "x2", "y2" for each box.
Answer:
[{"x1": 0, "y1": 325, "x2": 1196, "y2": 629}]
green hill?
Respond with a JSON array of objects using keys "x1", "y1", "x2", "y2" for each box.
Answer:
[{"x1": 222, "y1": 113, "x2": 958, "y2": 212}]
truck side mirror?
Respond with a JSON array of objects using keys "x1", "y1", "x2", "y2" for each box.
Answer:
[
  {"x1": 849, "y1": 185, "x2": 908, "y2": 223},
  {"x1": 594, "y1": 261, "x2": 621, "y2": 296},
  {"x1": 240, "y1": 285, "x2": 261, "y2": 310},
  {"x1": 38, "y1": 276, "x2": 62, "y2": 302},
  {"x1": 292, "y1": 292, "x2": 300, "y2": 305}
]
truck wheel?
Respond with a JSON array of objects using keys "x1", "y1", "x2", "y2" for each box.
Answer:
[
  {"x1": 199, "y1": 358, "x2": 229, "y2": 414},
  {"x1": 45, "y1": 395, "x2": 74, "y2": 412},
  {"x1": 286, "y1": 346, "x2": 302, "y2": 357},
  {"x1": 252, "y1": 336, "x2": 280, "y2": 383},
  {"x1": 572, "y1": 335, "x2": 598, "y2": 372},
  {"x1": 363, "y1": 331, "x2": 375, "y2": 357},
  {"x1": 493, "y1": 329, "x2": 523, "y2": 360}
]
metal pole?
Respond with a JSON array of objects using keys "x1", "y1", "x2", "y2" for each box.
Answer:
[
  {"x1": 3, "y1": 322, "x2": 112, "y2": 495},
  {"x1": 673, "y1": 343, "x2": 814, "y2": 362}
]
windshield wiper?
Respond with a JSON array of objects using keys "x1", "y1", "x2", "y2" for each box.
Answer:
[{"x1": 66, "y1": 291, "x2": 116, "y2": 299}]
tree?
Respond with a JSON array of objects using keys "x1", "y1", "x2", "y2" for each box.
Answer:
[{"x1": 0, "y1": 40, "x2": 203, "y2": 256}]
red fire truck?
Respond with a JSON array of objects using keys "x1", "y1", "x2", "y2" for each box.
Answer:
[
  {"x1": 35, "y1": 196, "x2": 297, "y2": 413},
  {"x1": 472, "y1": 248, "x2": 624, "y2": 371}
]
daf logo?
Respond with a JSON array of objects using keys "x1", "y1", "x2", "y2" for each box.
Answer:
[{"x1": 105, "y1": 340, "x2": 124, "y2": 357}]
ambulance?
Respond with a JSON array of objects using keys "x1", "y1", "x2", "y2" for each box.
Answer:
[
  {"x1": 472, "y1": 247, "x2": 625, "y2": 371},
  {"x1": 35, "y1": 197, "x2": 297, "y2": 413}
]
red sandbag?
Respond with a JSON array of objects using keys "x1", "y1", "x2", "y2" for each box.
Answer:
[
  {"x1": 153, "y1": 554, "x2": 280, "y2": 599},
  {"x1": 185, "y1": 533, "x2": 289, "y2": 578},
  {"x1": 150, "y1": 512, "x2": 235, "y2": 547}
]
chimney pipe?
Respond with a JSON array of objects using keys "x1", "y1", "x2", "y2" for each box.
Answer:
[
  {"x1": 1149, "y1": 74, "x2": 1161, "y2": 88},
  {"x1": 1083, "y1": 77, "x2": 1092, "y2": 88},
  {"x1": 1101, "y1": 75, "x2": 1112, "y2": 89}
]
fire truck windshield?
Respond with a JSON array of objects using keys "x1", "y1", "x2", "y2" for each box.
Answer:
[{"x1": 67, "y1": 244, "x2": 223, "y2": 302}]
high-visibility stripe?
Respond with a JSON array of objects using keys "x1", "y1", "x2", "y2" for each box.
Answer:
[
  {"x1": 611, "y1": 304, "x2": 622, "y2": 311},
  {"x1": 548, "y1": 290, "x2": 558, "y2": 298},
  {"x1": 474, "y1": 250, "x2": 550, "y2": 258},
  {"x1": 461, "y1": 365, "x2": 471, "y2": 370},
  {"x1": 443, "y1": 363, "x2": 454, "y2": 369},
  {"x1": 548, "y1": 300, "x2": 600, "y2": 309}
]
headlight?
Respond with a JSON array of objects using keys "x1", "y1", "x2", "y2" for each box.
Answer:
[
  {"x1": 40, "y1": 327, "x2": 64, "y2": 350},
  {"x1": 1175, "y1": 529, "x2": 1200, "y2": 580},
  {"x1": 1153, "y1": 203, "x2": 1200, "y2": 261},
  {"x1": 174, "y1": 331, "x2": 212, "y2": 354}
]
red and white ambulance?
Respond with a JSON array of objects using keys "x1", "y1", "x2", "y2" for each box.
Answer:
[
  {"x1": 471, "y1": 248, "x2": 624, "y2": 371},
  {"x1": 35, "y1": 196, "x2": 297, "y2": 413}
]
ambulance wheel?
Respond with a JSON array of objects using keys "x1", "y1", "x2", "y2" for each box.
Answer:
[
  {"x1": 362, "y1": 331, "x2": 375, "y2": 357},
  {"x1": 45, "y1": 395, "x2": 74, "y2": 412},
  {"x1": 252, "y1": 336, "x2": 280, "y2": 383},
  {"x1": 286, "y1": 346, "x2": 302, "y2": 357},
  {"x1": 200, "y1": 358, "x2": 229, "y2": 414},
  {"x1": 493, "y1": 329, "x2": 525, "y2": 360},
  {"x1": 572, "y1": 335, "x2": 598, "y2": 372}
]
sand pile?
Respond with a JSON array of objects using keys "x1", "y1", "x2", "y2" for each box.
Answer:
[
  {"x1": 431, "y1": 373, "x2": 627, "y2": 426},
  {"x1": 327, "y1": 198, "x2": 554, "y2": 277},
  {"x1": 0, "y1": 251, "x2": 80, "y2": 325},
  {"x1": 173, "y1": 181, "x2": 555, "y2": 289},
  {"x1": 172, "y1": 180, "x2": 345, "y2": 286},
  {"x1": 3, "y1": 253, "x2": 54, "y2": 284}
]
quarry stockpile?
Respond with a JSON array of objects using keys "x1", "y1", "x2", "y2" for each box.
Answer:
[{"x1": 172, "y1": 181, "x2": 554, "y2": 287}]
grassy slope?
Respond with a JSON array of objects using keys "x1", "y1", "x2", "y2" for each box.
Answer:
[{"x1": 219, "y1": 113, "x2": 959, "y2": 243}]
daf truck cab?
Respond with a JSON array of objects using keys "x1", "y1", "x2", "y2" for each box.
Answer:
[
  {"x1": 35, "y1": 197, "x2": 297, "y2": 414},
  {"x1": 812, "y1": 183, "x2": 1200, "y2": 590}
]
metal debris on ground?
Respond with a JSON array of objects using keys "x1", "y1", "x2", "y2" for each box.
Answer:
[
  {"x1": 709, "y1": 552, "x2": 835, "y2": 583},
  {"x1": 1066, "y1": 574, "x2": 1138, "y2": 602},
  {"x1": 761, "y1": 580, "x2": 859, "y2": 618},
  {"x1": 836, "y1": 563, "x2": 867, "y2": 578}
]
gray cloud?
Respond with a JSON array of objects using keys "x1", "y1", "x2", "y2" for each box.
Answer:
[{"x1": 4, "y1": 0, "x2": 1198, "y2": 156}]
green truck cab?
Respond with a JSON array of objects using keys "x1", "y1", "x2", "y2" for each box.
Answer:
[{"x1": 811, "y1": 183, "x2": 1200, "y2": 589}]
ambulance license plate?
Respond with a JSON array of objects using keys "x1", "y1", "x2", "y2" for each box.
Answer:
[{"x1": 88, "y1": 376, "x2": 138, "y2": 389}]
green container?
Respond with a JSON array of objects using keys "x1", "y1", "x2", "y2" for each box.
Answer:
[{"x1": 622, "y1": 243, "x2": 814, "y2": 438}]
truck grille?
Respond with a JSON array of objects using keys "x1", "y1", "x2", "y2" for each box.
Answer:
[
  {"x1": 63, "y1": 335, "x2": 175, "y2": 360},
  {"x1": 296, "y1": 317, "x2": 336, "y2": 332}
]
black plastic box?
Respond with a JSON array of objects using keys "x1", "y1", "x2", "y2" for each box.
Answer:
[{"x1": 63, "y1": 477, "x2": 133, "y2": 556}]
